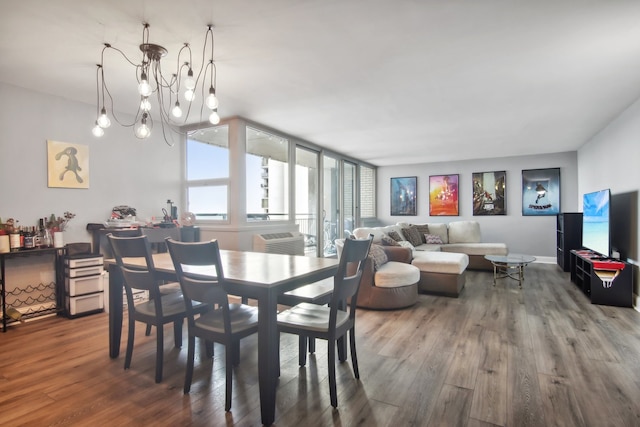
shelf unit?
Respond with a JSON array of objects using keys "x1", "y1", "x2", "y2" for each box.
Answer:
[
  {"x1": 1, "y1": 247, "x2": 66, "y2": 332},
  {"x1": 556, "y1": 213, "x2": 582, "y2": 272},
  {"x1": 570, "y1": 249, "x2": 633, "y2": 307}
]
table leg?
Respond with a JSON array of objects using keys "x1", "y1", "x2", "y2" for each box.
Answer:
[
  {"x1": 257, "y1": 290, "x2": 278, "y2": 426},
  {"x1": 493, "y1": 264, "x2": 497, "y2": 286},
  {"x1": 108, "y1": 264, "x2": 124, "y2": 358}
]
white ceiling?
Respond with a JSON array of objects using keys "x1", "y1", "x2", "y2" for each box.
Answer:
[{"x1": 2, "y1": 0, "x2": 640, "y2": 166}]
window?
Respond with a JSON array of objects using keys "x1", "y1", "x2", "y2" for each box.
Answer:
[
  {"x1": 360, "y1": 165, "x2": 376, "y2": 219},
  {"x1": 246, "y1": 127, "x2": 289, "y2": 221},
  {"x1": 186, "y1": 125, "x2": 229, "y2": 220}
]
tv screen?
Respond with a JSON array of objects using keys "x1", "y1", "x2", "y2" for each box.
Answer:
[{"x1": 582, "y1": 189, "x2": 611, "y2": 256}]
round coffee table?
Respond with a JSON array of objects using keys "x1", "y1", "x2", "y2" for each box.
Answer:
[{"x1": 484, "y1": 254, "x2": 536, "y2": 288}]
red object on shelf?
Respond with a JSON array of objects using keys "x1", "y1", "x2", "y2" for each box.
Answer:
[{"x1": 592, "y1": 260, "x2": 626, "y2": 271}]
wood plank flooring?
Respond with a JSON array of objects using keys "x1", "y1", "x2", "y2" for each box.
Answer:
[{"x1": 2, "y1": 263, "x2": 640, "y2": 426}]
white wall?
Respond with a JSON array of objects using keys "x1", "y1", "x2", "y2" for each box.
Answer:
[
  {"x1": 377, "y1": 151, "x2": 579, "y2": 260},
  {"x1": 0, "y1": 83, "x2": 183, "y2": 245},
  {"x1": 578, "y1": 97, "x2": 640, "y2": 296}
]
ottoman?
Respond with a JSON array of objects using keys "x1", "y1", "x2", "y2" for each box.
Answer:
[{"x1": 411, "y1": 252, "x2": 469, "y2": 297}]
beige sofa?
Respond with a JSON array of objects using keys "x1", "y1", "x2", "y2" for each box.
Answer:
[{"x1": 352, "y1": 221, "x2": 507, "y2": 297}]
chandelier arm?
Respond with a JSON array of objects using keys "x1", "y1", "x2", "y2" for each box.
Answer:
[{"x1": 95, "y1": 65, "x2": 102, "y2": 117}]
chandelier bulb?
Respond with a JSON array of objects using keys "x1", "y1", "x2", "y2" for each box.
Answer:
[
  {"x1": 184, "y1": 88, "x2": 195, "y2": 102},
  {"x1": 209, "y1": 110, "x2": 220, "y2": 125},
  {"x1": 97, "y1": 107, "x2": 111, "y2": 128},
  {"x1": 135, "y1": 114, "x2": 151, "y2": 139},
  {"x1": 205, "y1": 88, "x2": 218, "y2": 109},
  {"x1": 171, "y1": 101, "x2": 183, "y2": 118},
  {"x1": 92, "y1": 121, "x2": 104, "y2": 137},
  {"x1": 138, "y1": 72, "x2": 152, "y2": 97},
  {"x1": 140, "y1": 97, "x2": 152, "y2": 112},
  {"x1": 184, "y1": 68, "x2": 196, "y2": 90}
]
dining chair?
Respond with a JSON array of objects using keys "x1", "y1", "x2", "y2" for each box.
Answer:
[
  {"x1": 107, "y1": 233, "x2": 189, "y2": 383},
  {"x1": 277, "y1": 234, "x2": 373, "y2": 408},
  {"x1": 165, "y1": 238, "x2": 259, "y2": 411}
]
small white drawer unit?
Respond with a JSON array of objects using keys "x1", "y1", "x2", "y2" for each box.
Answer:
[{"x1": 64, "y1": 255, "x2": 104, "y2": 317}]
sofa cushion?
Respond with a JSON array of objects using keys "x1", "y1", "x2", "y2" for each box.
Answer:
[
  {"x1": 402, "y1": 226, "x2": 423, "y2": 247},
  {"x1": 448, "y1": 221, "x2": 481, "y2": 244},
  {"x1": 412, "y1": 224, "x2": 430, "y2": 243},
  {"x1": 442, "y1": 243, "x2": 508, "y2": 256},
  {"x1": 426, "y1": 223, "x2": 449, "y2": 244},
  {"x1": 373, "y1": 261, "x2": 421, "y2": 288},
  {"x1": 380, "y1": 235, "x2": 400, "y2": 246},
  {"x1": 369, "y1": 244, "x2": 388, "y2": 270},
  {"x1": 412, "y1": 251, "x2": 469, "y2": 275},
  {"x1": 424, "y1": 233, "x2": 444, "y2": 244},
  {"x1": 387, "y1": 230, "x2": 403, "y2": 242}
]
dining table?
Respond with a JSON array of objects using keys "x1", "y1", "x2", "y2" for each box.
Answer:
[{"x1": 106, "y1": 250, "x2": 339, "y2": 426}]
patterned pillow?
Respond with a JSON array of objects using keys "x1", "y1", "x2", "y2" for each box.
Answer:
[
  {"x1": 387, "y1": 230, "x2": 403, "y2": 242},
  {"x1": 380, "y1": 235, "x2": 400, "y2": 246},
  {"x1": 368, "y1": 244, "x2": 388, "y2": 270},
  {"x1": 412, "y1": 224, "x2": 430, "y2": 243},
  {"x1": 402, "y1": 226, "x2": 423, "y2": 247},
  {"x1": 424, "y1": 233, "x2": 444, "y2": 245}
]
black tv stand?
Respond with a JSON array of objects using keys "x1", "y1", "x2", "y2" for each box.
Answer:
[{"x1": 570, "y1": 249, "x2": 633, "y2": 307}]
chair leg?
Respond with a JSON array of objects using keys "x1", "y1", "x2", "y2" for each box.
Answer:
[
  {"x1": 145, "y1": 324, "x2": 152, "y2": 336},
  {"x1": 308, "y1": 338, "x2": 316, "y2": 353},
  {"x1": 184, "y1": 335, "x2": 196, "y2": 393},
  {"x1": 298, "y1": 336, "x2": 308, "y2": 366},
  {"x1": 328, "y1": 338, "x2": 338, "y2": 408},
  {"x1": 349, "y1": 328, "x2": 359, "y2": 379},
  {"x1": 232, "y1": 339, "x2": 241, "y2": 366},
  {"x1": 173, "y1": 319, "x2": 183, "y2": 348},
  {"x1": 124, "y1": 316, "x2": 136, "y2": 370},
  {"x1": 225, "y1": 343, "x2": 233, "y2": 411},
  {"x1": 337, "y1": 335, "x2": 347, "y2": 362},
  {"x1": 205, "y1": 339, "x2": 214, "y2": 358},
  {"x1": 155, "y1": 323, "x2": 164, "y2": 383}
]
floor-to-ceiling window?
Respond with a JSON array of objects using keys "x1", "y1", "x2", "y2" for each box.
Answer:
[
  {"x1": 295, "y1": 146, "x2": 319, "y2": 256},
  {"x1": 343, "y1": 161, "x2": 357, "y2": 236},
  {"x1": 323, "y1": 155, "x2": 339, "y2": 256}
]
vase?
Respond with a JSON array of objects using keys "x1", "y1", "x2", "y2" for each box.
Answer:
[{"x1": 53, "y1": 231, "x2": 64, "y2": 248}]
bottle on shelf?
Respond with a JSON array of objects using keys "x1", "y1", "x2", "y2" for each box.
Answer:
[{"x1": 9, "y1": 228, "x2": 21, "y2": 252}]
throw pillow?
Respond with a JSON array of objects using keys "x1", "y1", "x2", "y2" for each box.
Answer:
[
  {"x1": 368, "y1": 244, "x2": 388, "y2": 270},
  {"x1": 412, "y1": 224, "x2": 430, "y2": 243},
  {"x1": 380, "y1": 235, "x2": 400, "y2": 246},
  {"x1": 402, "y1": 226, "x2": 423, "y2": 247},
  {"x1": 387, "y1": 230, "x2": 403, "y2": 242},
  {"x1": 424, "y1": 233, "x2": 444, "y2": 244}
]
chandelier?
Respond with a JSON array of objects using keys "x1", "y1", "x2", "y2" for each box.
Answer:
[{"x1": 92, "y1": 23, "x2": 220, "y2": 145}]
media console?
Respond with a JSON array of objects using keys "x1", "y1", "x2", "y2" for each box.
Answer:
[{"x1": 570, "y1": 249, "x2": 633, "y2": 307}]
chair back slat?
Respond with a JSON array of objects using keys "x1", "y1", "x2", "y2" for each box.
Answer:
[{"x1": 107, "y1": 234, "x2": 160, "y2": 294}]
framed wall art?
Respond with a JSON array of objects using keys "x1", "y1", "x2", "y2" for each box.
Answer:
[
  {"x1": 47, "y1": 140, "x2": 90, "y2": 189},
  {"x1": 521, "y1": 167, "x2": 560, "y2": 216},
  {"x1": 390, "y1": 176, "x2": 417, "y2": 216},
  {"x1": 473, "y1": 171, "x2": 506, "y2": 215},
  {"x1": 429, "y1": 174, "x2": 459, "y2": 216}
]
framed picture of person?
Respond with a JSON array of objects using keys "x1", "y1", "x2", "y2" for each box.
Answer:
[
  {"x1": 521, "y1": 168, "x2": 560, "y2": 215},
  {"x1": 429, "y1": 174, "x2": 459, "y2": 216},
  {"x1": 473, "y1": 171, "x2": 506, "y2": 215}
]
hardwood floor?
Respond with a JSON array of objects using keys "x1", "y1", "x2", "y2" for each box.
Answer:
[{"x1": 2, "y1": 263, "x2": 640, "y2": 426}]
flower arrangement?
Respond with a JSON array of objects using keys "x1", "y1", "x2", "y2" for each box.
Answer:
[{"x1": 47, "y1": 212, "x2": 76, "y2": 232}]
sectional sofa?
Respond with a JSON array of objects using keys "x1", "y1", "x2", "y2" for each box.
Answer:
[{"x1": 351, "y1": 220, "x2": 508, "y2": 298}]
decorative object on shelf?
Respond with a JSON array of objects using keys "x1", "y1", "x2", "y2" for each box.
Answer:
[
  {"x1": 47, "y1": 212, "x2": 76, "y2": 232},
  {"x1": 522, "y1": 168, "x2": 560, "y2": 216},
  {"x1": 92, "y1": 23, "x2": 220, "y2": 145},
  {"x1": 472, "y1": 171, "x2": 506, "y2": 216},
  {"x1": 47, "y1": 140, "x2": 90, "y2": 189},
  {"x1": 179, "y1": 212, "x2": 197, "y2": 226},
  {"x1": 429, "y1": 174, "x2": 459, "y2": 216},
  {"x1": 390, "y1": 177, "x2": 417, "y2": 216}
]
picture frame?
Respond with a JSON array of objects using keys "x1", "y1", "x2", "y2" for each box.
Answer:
[
  {"x1": 521, "y1": 168, "x2": 560, "y2": 216},
  {"x1": 47, "y1": 140, "x2": 90, "y2": 189},
  {"x1": 390, "y1": 176, "x2": 417, "y2": 216},
  {"x1": 472, "y1": 171, "x2": 506, "y2": 215},
  {"x1": 429, "y1": 174, "x2": 459, "y2": 216}
]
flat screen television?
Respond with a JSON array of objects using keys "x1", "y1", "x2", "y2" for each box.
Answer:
[{"x1": 582, "y1": 189, "x2": 611, "y2": 256}]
